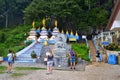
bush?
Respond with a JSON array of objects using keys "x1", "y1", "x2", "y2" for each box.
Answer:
[
  {"x1": 105, "y1": 43, "x2": 119, "y2": 51},
  {"x1": 31, "y1": 51, "x2": 37, "y2": 58},
  {"x1": 0, "y1": 44, "x2": 7, "y2": 57},
  {"x1": 0, "y1": 25, "x2": 32, "y2": 57},
  {"x1": 0, "y1": 32, "x2": 6, "y2": 43},
  {"x1": 72, "y1": 43, "x2": 89, "y2": 61},
  {"x1": 25, "y1": 40, "x2": 33, "y2": 46},
  {"x1": 12, "y1": 46, "x2": 25, "y2": 52}
]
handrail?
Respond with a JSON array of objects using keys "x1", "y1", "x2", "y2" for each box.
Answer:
[{"x1": 16, "y1": 41, "x2": 37, "y2": 57}]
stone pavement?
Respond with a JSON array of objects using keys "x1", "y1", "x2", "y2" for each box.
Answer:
[
  {"x1": 0, "y1": 62, "x2": 120, "y2": 80},
  {"x1": 1, "y1": 59, "x2": 87, "y2": 71}
]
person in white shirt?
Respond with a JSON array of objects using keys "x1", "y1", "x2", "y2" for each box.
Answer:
[
  {"x1": 46, "y1": 50, "x2": 54, "y2": 75},
  {"x1": 7, "y1": 50, "x2": 14, "y2": 73}
]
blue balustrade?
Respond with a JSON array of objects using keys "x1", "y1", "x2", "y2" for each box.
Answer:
[
  {"x1": 47, "y1": 30, "x2": 52, "y2": 33},
  {"x1": 67, "y1": 34, "x2": 70, "y2": 38},
  {"x1": 39, "y1": 39, "x2": 45, "y2": 43},
  {"x1": 48, "y1": 40, "x2": 56, "y2": 44},
  {"x1": 99, "y1": 53, "x2": 102, "y2": 61},
  {"x1": 92, "y1": 39, "x2": 99, "y2": 50},
  {"x1": 68, "y1": 35, "x2": 77, "y2": 42},
  {"x1": 76, "y1": 36, "x2": 80, "y2": 41},
  {"x1": 36, "y1": 30, "x2": 41, "y2": 33},
  {"x1": 3, "y1": 57, "x2": 8, "y2": 61}
]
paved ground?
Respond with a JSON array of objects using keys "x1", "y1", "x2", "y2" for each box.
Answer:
[{"x1": 0, "y1": 62, "x2": 120, "y2": 80}]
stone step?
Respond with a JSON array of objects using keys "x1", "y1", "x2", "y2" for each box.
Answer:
[{"x1": 88, "y1": 40, "x2": 96, "y2": 62}]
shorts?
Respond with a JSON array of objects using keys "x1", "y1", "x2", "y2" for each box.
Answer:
[
  {"x1": 70, "y1": 58, "x2": 75, "y2": 63},
  {"x1": 96, "y1": 57, "x2": 100, "y2": 62},
  {"x1": 8, "y1": 61, "x2": 13, "y2": 65},
  {"x1": 47, "y1": 61, "x2": 53, "y2": 67}
]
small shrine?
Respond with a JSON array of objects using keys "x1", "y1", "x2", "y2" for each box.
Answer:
[
  {"x1": 26, "y1": 21, "x2": 37, "y2": 41},
  {"x1": 48, "y1": 20, "x2": 60, "y2": 44},
  {"x1": 37, "y1": 19, "x2": 48, "y2": 42},
  {"x1": 26, "y1": 18, "x2": 80, "y2": 43},
  {"x1": 37, "y1": 27, "x2": 48, "y2": 42},
  {"x1": 52, "y1": 27, "x2": 59, "y2": 36}
]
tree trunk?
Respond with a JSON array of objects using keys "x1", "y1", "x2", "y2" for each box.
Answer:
[{"x1": 5, "y1": 14, "x2": 8, "y2": 28}]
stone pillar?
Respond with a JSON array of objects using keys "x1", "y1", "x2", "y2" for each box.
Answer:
[{"x1": 102, "y1": 54, "x2": 107, "y2": 63}]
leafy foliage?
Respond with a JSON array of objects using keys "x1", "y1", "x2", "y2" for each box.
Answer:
[
  {"x1": 0, "y1": 25, "x2": 31, "y2": 57},
  {"x1": 0, "y1": 0, "x2": 32, "y2": 27},
  {"x1": 0, "y1": 0, "x2": 113, "y2": 34},
  {"x1": 11, "y1": 73, "x2": 25, "y2": 77},
  {"x1": 0, "y1": 0, "x2": 113, "y2": 58},
  {"x1": 105, "y1": 43, "x2": 120, "y2": 51},
  {"x1": 31, "y1": 51, "x2": 37, "y2": 58},
  {"x1": 72, "y1": 43, "x2": 89, "y2": 61},
  {"x1": 23, "y1": 0, "x2": 112, "y2": 34},
  {"x1": 0, "y1": 66, "x2": 7, "y2": 74},
  {"x1": 15, "y1": 67, "x2": 46, "y2": 70}
]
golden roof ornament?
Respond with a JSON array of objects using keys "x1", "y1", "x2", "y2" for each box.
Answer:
[
  {"x1": 37, "y1": 27, "x2": 40, "y2": 30},
  {"x1": 32, "y1": 21, "x2": 35, "y2": 28},
  {"x1": 66, "y1": 30, "x2": 69, "y2": 34},
  {"x1": 75, "y1": 31, "x2": 78, "y2": 36},
  {"x1": 70, "y1": 31, "x2": 73, "y2": 35},
  {"x1": 55, "y1": 20, "x2": 57, "y2": 27},
  {"x1": 61, "y1": 29, "x2": 64, "y2": 34},
  {"x1": 42, "y1": 18, "x2": 46, "y2": 27},
  {"x1": 41, "y1": 27, "x2": 45, "y2": 30},
  {"x1": 44, "y1": 40, "x2": 48, "y2": 46},
  {"x1": 44, "y1": 38, "x2": 48, "y2": 46}
]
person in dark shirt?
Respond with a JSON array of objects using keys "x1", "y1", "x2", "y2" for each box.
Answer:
[
  {"x1": 46, "y1": 50, "x2": 54, "y2": 74},
  {"x1": 68, "y1": 49, "x2": 76, "y2": 70},
  {"x1": 96, "y1": 50, "x2": 100, "y2": 62}
]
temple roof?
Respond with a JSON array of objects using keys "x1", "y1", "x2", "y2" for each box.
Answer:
[
  {"x1": 110, "y1": 20, "x2": 120, "y2": 30},
  {"x1": 106, "y1": 0, "x2": 120, "y2": 30},
  {"x1": 111, "y1": 27, "x2": 120, "y2": 31}
]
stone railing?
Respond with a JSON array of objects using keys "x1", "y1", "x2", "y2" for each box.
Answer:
[
  {"x1": 106, "y1": 50, "x2": 120, "y2": 56},
  {"x1": 0, "y1": 56, "x2": 3, "y2": 62},
  {"x1": 92, "y1": 39, "x2": 99, "y2": 50}
]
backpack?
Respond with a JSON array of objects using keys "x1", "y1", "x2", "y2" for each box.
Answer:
[
  {"x1": 96, "y1": 52, "x2": 100, "y2": 57},
  {"x1": 12, "y1": 54, "x2": 15, "y2": 63}
]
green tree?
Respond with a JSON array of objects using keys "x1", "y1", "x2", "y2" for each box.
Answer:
[
  {"x1": 0, "y1": 0, "x2": 32, "y2": 28},
  {"x1": 24, "y1": 0, "x2": 112, "y2": 34}
]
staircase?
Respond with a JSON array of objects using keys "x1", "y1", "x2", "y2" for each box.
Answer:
[
  {"x1": 88, "y1": 40, "x2": 96, "y2": 62},
  {"x1": 16, "y1": 41, "x2": 43, "y2": 62}
]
